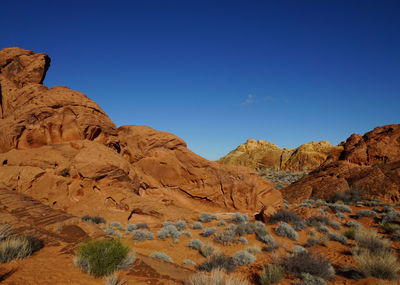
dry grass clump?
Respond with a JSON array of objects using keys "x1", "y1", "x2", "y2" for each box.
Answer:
[
  {"x1": 186, "y1": 268, "x2": 249, "y2": 285},
  {"x1": 214, "y1": 229, "x2": 237, "y2": 246},
  {"x1": 269, "y1": 209, "x2": 306, "y2": 231},
  {"x1": 150, "y1": 251, "x2": 173, "y2": 262},
  {"x1": 0, "y1": 235, "x2": 43, "y2": 263},
  {"x1": 199, "y1": 213, "x2": 218, "y2": 223},
  {"x1": 232, "y1": 250, "x2": 256, "y2": 265},
  {"x1": 259, "y1": 264, "x2": 285, "y2": 285},
  {"x1": 275, "y1": 222, "x2": 298, "y2": 241},
  {"x1": 352, "y1": 228, "x2": 400, "y2": 280},
  {"x1": 200, "y1": 242, "x2": 217, "y2": 257}
]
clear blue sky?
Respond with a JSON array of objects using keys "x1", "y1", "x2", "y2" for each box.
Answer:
[{"x1": 2, "y1": 0, "x2": 399, "y2": 160}]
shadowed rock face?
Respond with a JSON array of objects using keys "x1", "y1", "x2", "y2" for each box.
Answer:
[
  {"x1": 0, "y1": 47, "x2": 283, "y2": 221},
  {"x1": 218, "y1": 138, "x2": 343, "y2": 172},
  {"x1": 0, "y1": 47, "x2": 120, "y2": 153},
  {"x1": 281, "y1": 124, "x2": 400, "y2": 204}
]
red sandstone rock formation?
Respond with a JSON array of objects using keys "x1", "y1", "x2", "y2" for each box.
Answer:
[
  {"x1": 0, "y1": 47, "x2": 282, "y2": 222},
  {"x1": 281, "y1": 124, "x2": 400, "y2": 204}
]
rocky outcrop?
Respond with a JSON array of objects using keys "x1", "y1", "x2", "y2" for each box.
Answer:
[
  {"x1": 0, "y1": 47, "x2": 120, "y2": 153},
  {"x1": 281, "y1": 124, "x2": 400, "y2": 204},
  {"x1": 218, "y1": 138, "x2": 343, "y2": 172},
  {"x1": 0, "y1": 47, "x2": 283, "y2": 222}
]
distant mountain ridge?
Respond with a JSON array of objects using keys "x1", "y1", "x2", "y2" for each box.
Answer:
[{"x1": 218, "y1": 138, "x2": 343, "y2": 172}]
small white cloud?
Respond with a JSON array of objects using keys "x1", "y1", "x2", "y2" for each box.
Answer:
[{"x1": 243, "y1": 94, "x2": 255, "y2": 105}]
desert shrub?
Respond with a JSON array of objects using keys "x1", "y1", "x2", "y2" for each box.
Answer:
[
  {"x1": 382, "y1": 210, "x2": 400, "y2": 224},
  {"x1": 299, "y1": 273, "x2": 326, "y2": 285},
  {"x1": 214, "y1": 229, "x2": 236, "y2": 245},
  {"x1": 110, "y1": 222, "x2": 123, "y2": 230},
  {"x1": 343, "y1": 228, "x2": 358, "y2": 240},
  {"x1": 201, "y1": 227, "x2": 217, "y2": 237},
  {"x1": 269, "y1": 209, "x2": 306, "y2": 231},
  {"x1": 382, "y1": 205, "x2": 395, "y2": 213},
  {"x1": 329, "y1": 203, "x2": 352, "y2": 213},
  {"x1": 192, "y1": 221, "x2": 203, "y2": 229},
  {"x1": 329, "y1": 188, "x2": 364, "y2": 204},
  {"x1": 300, "y1": 201, "x2": 313, "y2": 208},
  {"x1": 131, "y1": 230, "x2": 147, "y2": 242},
  {"x1": 308, "y1": 228, "x2": 316, "y2": 236},
  {"x1": 304, "y1": 237, "x2": 325, "y2": 248},
  {"x1": 327, "y1": 232, "x2": 348, "y2": 245},
  {"x1": 233, "y1": 250, "x2": 256, "y2": 265},
  {"x1": 182, "y1": 231, "x2": 192, "y2": 238},
  {"x1": 275, "y1": 222, "x2": 298, "y2": 241},
  {"x1": 200, "y1": 243, "x2": 216, "y2": 257},
  {"x1": 82, "y1": 215, "x2": 106, "y2": 224},
  {"x1": 231, "y1": 212, "x2": 249, "y2": 224},
  {"x1": 246, "y1": 246, "x2": 261, "y2": 254},
  {"x1": 74, "y1": 238, "x2": 132, "y2": 277},
  {"x1": 284, "y1": 200, "x2": 290, "y2": 209},
  {"x1": 150, "y1": 252, "x2": 172, "y2": 262},
  {"x1": 217, "y1": 220, "x2": 227, "y2": 226},
  {"x1": 163, "y1": 221, "x2": 174, "y2": 227},
  {"x1": 239, "y1": 236, "x2": 248, "y2": 245},
  {"x1": 314, "y1": 199, "x2": 328, "y2": 207},
  {"x1": 199, "y1": 213, "x2": 218, "y2": 223},
  {"x1": 0, "y1": 224, "x2": 12, "y2": 241},
  {"x1": 0, "y1": 235, "x2": 43, "y2": 263},
  {"x1": 175, "y1": 220, "x2": 187, "y2": 231},
  {"x1": 380, "y1": 223, "x2": 400, "y2": 234},
  {"x1": 307, "y1": 216, "x2": 341, "y2": 230},
  {"x1": 188, "y1": 238, "x2": 203, "y2": 250},
  {"x1": 356, "y1": 210, "x2": 378, "y2": 219},
  {"x1": 262, "y1": 243, "x2": 280, "y2": 252},
  {"x1": 183, "y1": 259, "x2": 196, "y2": 266},
  {"x1": 317, "y1": 225, "x2": 330, "y2": 234},
  {"x1": 254, "y1": 222, "x2": 274, "y2": 245},
  {"x1": 316, "y1": 208, "x2": 329, "y2": 215},
  {"x1": 281, "y1": 251, "x2": 335, "y2": 280},
  {"x1": 227, "y1": 224, "x2": 237, "y2": 231},
  {"x1": 335, "y1": 212, "x2": 347, "y2": 219},
  {"x1": 346, "y1": 220, "x2": 362, "y2": 229},
  {"x1": 292, "y1": 245, "x2": 307, "y2": 254},
  {"x1": 136, "y1": 223, "x2": 150, "y2": 230},
  {"x1": 235, "y1": 223, "x2": 255, "y2": 236},
  {"x1": 157, "y1": 225, "x2": 181, "y2": 241},
  {"x1": 126, "y1": 224, "x2": 137, "y2": 232},
  {"x1": 105, "y1": 227, "x2": 120, "y2": 236},
  {"x1": 186, "y1": 268, "x2": 249, "y2": 285},
  {"x1": 259, "y1": 264, "x2": 285, "y2": 285},
  {"x1": 354, "y1": 248, "x2": 400, "y2": 280},
  {"x1": 363, "y1": 200, "x2": 384, "y2": 207},
  {"x1": 354, "y1": 230, "x2": 391, "y2": 255},
  {"x1": 199, "y1": 253, "x2": 236, "y2": 273}
]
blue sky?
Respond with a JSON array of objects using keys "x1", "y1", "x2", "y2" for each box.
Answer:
[{"x1": 2, "y1": 0, "x2": 399, "y2": 160}]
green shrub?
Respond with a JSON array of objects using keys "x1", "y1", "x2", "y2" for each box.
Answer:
[
  {"x1": 0, "y1": 235, "x2": 43, "y2": 263},
  {"x1": 199, "y1": 213, "x2": 218, "y2": 223},
  {"x1": 150, "y1": 251, "x2": 172, "y2": 262},
  {"x1": 74, "y1": 238, "x2": 133, "y2": 277},
  {"x1": 232, "y1": 250, "x2": 256, "y2": 265},
  {"x1": 259, "y1": 264, "x2": 284, "y2": 285}
]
